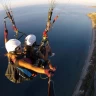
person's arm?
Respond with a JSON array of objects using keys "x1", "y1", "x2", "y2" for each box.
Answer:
[
  {"x1": 11, "y1": 55, "x2": 50, "y2": 76},
  {"x1": 18, "y1": 59, "x2": 45, "y2": 74},
  {"x1": 18, "y1": 59, "x2": 53, "y2": 77}
]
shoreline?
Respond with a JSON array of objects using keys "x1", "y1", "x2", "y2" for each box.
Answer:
[{"x1": 72, "y1": 14, "x2": 95, "y2": 96}]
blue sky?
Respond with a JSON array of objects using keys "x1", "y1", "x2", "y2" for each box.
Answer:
[{"x1": 0, "y1": 0, "x2": 96, "y2": 10}]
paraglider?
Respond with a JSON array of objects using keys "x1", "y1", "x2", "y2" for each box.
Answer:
[{"x1": 1, "y1": 0, "x2": 60, "y2": 96}]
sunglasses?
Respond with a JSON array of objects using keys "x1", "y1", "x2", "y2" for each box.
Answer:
[{"x1": 15, "y1": 45, "x2": 22, "y2": 51}]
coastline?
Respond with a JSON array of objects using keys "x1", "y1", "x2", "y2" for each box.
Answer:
[{"x1": 72, "y1": 13, "x2": 96, "y2": 96}]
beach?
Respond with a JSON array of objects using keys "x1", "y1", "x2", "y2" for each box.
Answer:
[{"x1": 72, "y1": 14, "x2": 96, "y2": 96}]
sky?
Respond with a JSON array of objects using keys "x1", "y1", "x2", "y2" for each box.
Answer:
[{"x1": 0, "y1": 0, "x2": 96, "y2": 10}]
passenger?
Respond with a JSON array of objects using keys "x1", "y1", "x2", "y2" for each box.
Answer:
[
  {"x1": 24, "y1": 34, "x2": 56, "y2": 71},
  {"x1": 4, "y1": 22, "x2": 55, "y2": 83},
  {"x1": 5, "y1": 39, "x2": 53, "y2": 77}
]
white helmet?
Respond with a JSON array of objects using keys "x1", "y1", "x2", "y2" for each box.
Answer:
[
  {"x1": 25, "y1": 34, "x2": 36, "y2": 46},
  {"x1": 5, "y1": 39, "x2": 21, "y2": 53}
]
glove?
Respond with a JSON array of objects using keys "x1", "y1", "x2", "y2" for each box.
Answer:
[{"x1": 44, "y1": 69, "x2": 54, "y2": 77}]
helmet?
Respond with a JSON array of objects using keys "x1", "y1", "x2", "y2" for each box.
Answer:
[
  {"x1": 25, "y1": 34, "x2": 36, "y2": 46},
  {"x1": 5, "y1": 39, "x2": 21, "y2": 53}
]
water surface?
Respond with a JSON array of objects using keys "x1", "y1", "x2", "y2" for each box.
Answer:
[{"x1": 0, "y1": 4, "x2": 95, "y2": 96}]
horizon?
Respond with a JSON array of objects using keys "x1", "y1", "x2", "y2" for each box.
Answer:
[{"x1": 0, "y1": 0, "x2": 96, "y2": 11}]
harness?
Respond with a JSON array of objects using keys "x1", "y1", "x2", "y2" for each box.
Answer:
[
  {"x1": 5, "y1": 53, "x2": 36, "y2": 83},
  {"x1": 5, "y1": 59, "x2": 33, "y2": 83}
]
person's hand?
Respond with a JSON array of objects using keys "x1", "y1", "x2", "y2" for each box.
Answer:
[
  {"x1": 44, "y1": 69, "x2": 54, "y2": 77},
  {"x1": 50, "y1": 66, "x2": 56, "y2": 71}
]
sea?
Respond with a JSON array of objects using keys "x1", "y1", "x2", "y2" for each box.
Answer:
[{"x1": 0, "y1": 4, "x2": 96, "y2": 96}]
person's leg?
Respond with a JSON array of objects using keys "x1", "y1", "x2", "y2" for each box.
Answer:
[{"x1": 47, "y1": 44, "x2": 55, "y2": 57}]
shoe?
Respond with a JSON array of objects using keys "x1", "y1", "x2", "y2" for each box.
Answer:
[{"x1": 50, "y1": 53, "x2": 55, "y2": 57}]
